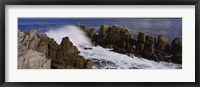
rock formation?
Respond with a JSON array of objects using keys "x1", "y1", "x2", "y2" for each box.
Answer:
[
  {"x1": 18, "y1": 29, "x2": 93, "y2": 69},
  {"x1": 77, "y1": 24, "x2": 182, "y2": 64}
]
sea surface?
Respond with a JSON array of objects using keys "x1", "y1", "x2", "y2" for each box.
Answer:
[{"x1": 18, "y1": 18, "x2": 182, "y2": 69}]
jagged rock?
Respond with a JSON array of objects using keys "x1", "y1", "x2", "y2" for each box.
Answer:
[
  {"x1": 51, "y1": 55, "x2": 92, "y2": 69},
  {"x1": 29, "y1": 29, "x2": 38, "y2": 40},
  {"x1": 105, "y1": 26, "x2": 121, "y2": 43},
  {"x1": 18, "y1": 45, "x2": 51, "y2": 69},
  {"x1": 56, "y1": 37, "x2": 78, "y2": 59},
  {"x1": 36, "y1": 41, "x2": 48, "y2": 56},
  {"x1": 87, "y1": 28, "x2": 95, "y2": 38},
  {"x1": 18, "y1": 29, "x2": 93, "y2": 69},
  {"x1": 157, "y1": 35, "x2": 169, "y2": 51}
]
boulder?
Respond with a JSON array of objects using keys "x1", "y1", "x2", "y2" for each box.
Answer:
[
  {"x1": 87, "y1": 28, "x2": 95, "y2": 38},
  {"x1": 51, "y1": 55, "x2": 92, "y2": 69},
  {"x1": 18, "y1": 45, "x2": 51, "y2": 69},
  {"x1": 97, "y1": 25, "x2": 109, "y2": 44},
  {"x1": 157, "y1": 35, "x2": 169, "y2": 51},
  {"x1": 36, "y1": 40, "x2": 48, "y2": 56},
  {"x1": 171, "y1": 38, "x2": 182, "y2": 55},
  {"x1": 170, "y1": 38, "x2": 182, "y2": 64}
]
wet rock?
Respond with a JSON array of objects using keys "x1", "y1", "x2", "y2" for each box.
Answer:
[
  {"x1": 170, "y1": 38, "x2": 182, "y2": 64},
  {"x1": 157, "y1": 35, "x2": 169, "y2": 51},
  {"x1": 137, "y1": 32, "x2": 146, "y2": 44},
  {"x1": 56, "y1": 37, "x2": 78, "y2": 59},
  {"x1": 51, "y1": 55, "x2": 90, "y2": 69},
  {"x1": 87, "y1": 28, "x2": 95, "y2": 38},
  {"x1": 171, "y1": 38, "x2": 182, "y2": 55},
  {"x1": 85, "y1": 59, "x2": 93, "y2": 69},
  {"x1": 36, "y1": 40, "x2": 48, "y2": 56},
  {"x1": 18, "y1": 29, "x2": 93, "y2": 69},
  {"x1": 97, "y1": 25, "x2": 109, "y2": 45}
]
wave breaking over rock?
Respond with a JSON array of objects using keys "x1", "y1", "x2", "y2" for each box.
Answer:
[{"x1": 45, "y1": 25, "x2": 92, "y2": 49}]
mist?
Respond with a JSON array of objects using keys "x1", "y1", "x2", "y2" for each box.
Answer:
[{"x1": 45, "y1": 25, "x2": 92, "y2": 48}]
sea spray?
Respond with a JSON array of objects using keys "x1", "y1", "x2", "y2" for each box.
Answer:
[
  {"x1": 79, "y1": 46, "x2": 182, "y2": 69},
  {"x1": 45, "y1": 25, "x2": 92, "y2": 49}
]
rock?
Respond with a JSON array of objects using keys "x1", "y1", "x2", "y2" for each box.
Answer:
[
  {"x1": 137, "y1": 32, "x2": 146, "y2": 44},
  {"x1": 171, "y1": 38, "x2": 182, "y2": 55},
  {"x1": 47, "y1": 40, "x2": 59, "y2": 59},
  {"x1": 18, "y1": 29, "x2": 93, "y2": 69},
  {"x1": 105, "y1": 26, "x2": 121, "y2": 43},
  {"x1": 56, "y1": 37, "x2": 78, "y2": 59},
  {"x1": 51, "y1": 55, "x2": 90, "y2": 69},
  {"x1": 157, "y1": 35, "x2": 169, "y2": 51},
  {"x1": 171, "y1": 53, "x2": 182, "y2": 64},
  {"x1": 97, "y1": 25, "x2": 109, "y2": 44},
  {"x1": 18, "y1": 45, "x2": 51, "y2": 69},
  {"x1": 36, "y1": 41, "x2": 48, "y2": 56},
  {"x1": 92, "y1": 33, "x2": 98, "y2": 45},
  {"x1": 141, "y1": 35, "x2": 156, "y2": 61},
  {"x1": 87, "y1": 28, "x2": 95, "y2": 38},
  {"x1": 29, "y1": 29, "x2": 37, "y2": 41},
  {"x1": 85, "y1": 59, "x2": 93, "y2": 69},
  {"x1": 170, "y1": 38, "x2": 182, "y2": 64},
  {"x1": 74, "y1": 55, "x2": 86, "y2": 69},
  {"x1": 136, "y1": 44, "x2": 144, "y2": 52}
]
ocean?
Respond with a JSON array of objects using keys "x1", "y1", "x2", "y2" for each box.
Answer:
[
  {"x1": 18, "y1": 18, "x2": 182, "y2": 43},
  {"x1": 18, "y1": 18, "x2": 182, "y2": 69}
]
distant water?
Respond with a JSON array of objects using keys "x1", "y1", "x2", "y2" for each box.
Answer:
[{"x1": 18, "y1": 18, "x2": 182, "y2": 42}]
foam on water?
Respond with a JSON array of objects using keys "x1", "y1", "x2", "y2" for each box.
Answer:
[
  {"x1": 79, "y1": 46, "x2": 182, "y2": 69},
  {"x1": 45, "y1": 25, "x2": 92, "y2": 48}
]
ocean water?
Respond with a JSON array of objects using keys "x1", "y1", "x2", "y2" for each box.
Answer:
[
  {"x1": 18, "y1": 18, "x2": 182, "y2": 69},
  {"x1": 18, "y1": 18, "x2": 182, "y2": 42},
  {"x1": 79, "y1": 46, "x2": 182, "y2": 69}
]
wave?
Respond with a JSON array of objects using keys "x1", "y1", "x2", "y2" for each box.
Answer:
[{"x1": 45, "y1": 25, "x2": 92, "y2": 49}]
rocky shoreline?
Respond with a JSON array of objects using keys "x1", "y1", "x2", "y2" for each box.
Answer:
[
  {"x1": 77, "y1": 24, "x2": 182, "y2": 64},
  {"x1": 18, "y1": 29, "x2": 93, "y2": 69},
  {"x1": 18, "y1": 24, "x2": 182, "y2": 69}
]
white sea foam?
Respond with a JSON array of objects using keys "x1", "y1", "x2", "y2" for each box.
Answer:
[
  {"x1": 79, "y1": 46, "x2": 182, "y2": 69},
  {"x1": 45, "y1": 25, "x2": 92, "y2": 48}
]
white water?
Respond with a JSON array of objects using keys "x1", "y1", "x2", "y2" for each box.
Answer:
[
  {"x1": 45, "y1": 25, "x2": 92, "y2": 48},
  {"x1": 45, "y1": 25, "x2": 182, "y2": 69},
  {"x1": 79, "y1": 46, "x2": 182, "y2": 69}
]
